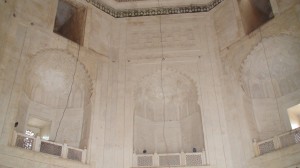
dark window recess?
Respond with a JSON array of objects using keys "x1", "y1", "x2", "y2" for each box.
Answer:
[
  {"x1": 54, "y1": 0, "x2": 86, "y2": 45},
  {"x1": 238, "y1": 0, "x2": 274, "y2": 34}
]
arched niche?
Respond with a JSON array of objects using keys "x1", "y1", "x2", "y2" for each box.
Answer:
[
  {"x1": 240, "y1": 35, "x2": 300, "y2": 139},
  {"x1": 16, "y1": 49, "x2": 92, "y2": 148},
  {"x1": 133, "y1": 69, "x2": 204, "y2": 154}
]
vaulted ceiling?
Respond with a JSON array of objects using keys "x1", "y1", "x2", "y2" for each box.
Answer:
[{"x1": 85, "y1": 0, "x2": 224, "y2": 18}]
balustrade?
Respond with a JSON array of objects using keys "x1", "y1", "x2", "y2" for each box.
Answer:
[
  {"x1": 133, "y1": 151, "x2": 207, "y2": 167},
  {"x1": 253, "y1": 127, "x2": 300, "y2": 156},
  {"x1": 11, "y1": 131, "x2": 87, "y2": 163}
]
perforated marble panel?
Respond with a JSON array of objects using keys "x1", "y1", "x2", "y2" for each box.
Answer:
[
  {"x1": 137, "y1": 156, "x2": 153, "y2": 167},
  {"x1": 159, "y1": 155, "x2": 180, "y2": 166},
  {"x1": 280, "y1": 134, "x2": 296, "y2": 148},
  {"x1": 280, "y1": 131, "x2": 300, "y2": 148},
  {"x1": 186, "y1": 154, "x2": 202, "y2": 166},
  {"x1": 15, "y1": 135, "x2": 34, "y2": 150},
  {"x1": 295, "y1": 131, "x2": 300, "y2": 143},
  {"x1": 67, "y1": 148, "x2": 82, "y2": 161},
  {"x1": 40, "y1": 141, "x2": 62, "y2": 156},
  {"x1": 258, "y1": 140, "x2": 275, "y2": 155}
]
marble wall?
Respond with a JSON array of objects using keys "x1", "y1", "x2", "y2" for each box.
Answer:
[
  {"x1": 0, "y1": 0, "x2": 300, "y2": 168},
  {"x1": 220, "y1": 1, "x2": 300, "y2": 167}
]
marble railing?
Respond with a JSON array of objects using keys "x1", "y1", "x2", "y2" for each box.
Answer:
[
  {"x1": 253, "y1": 127, "x2": 300, "y2": 156},
  {"x1": 11, "y1": 131, "x2": 87, "y2": 163},
  {"x1": 133, "y1": 151, "x2": 207, "y2": 167}
]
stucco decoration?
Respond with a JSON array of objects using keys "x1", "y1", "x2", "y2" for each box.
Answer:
[
  {"x1": 24, "y1": 49, "x2": 93, "y2": 108},
  {"x1": 240, "y1": 35, "x2": 300, "y2": 98}
]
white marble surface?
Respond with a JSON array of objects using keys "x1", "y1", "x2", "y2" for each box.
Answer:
[{"x1": 0, "y1": 0, "x2": 300, "y2": 168}]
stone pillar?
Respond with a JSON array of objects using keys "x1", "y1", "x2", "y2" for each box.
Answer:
[
  {"x1": 82, "y1": 148, "x2": 87, "y2": 163},
  {"x1": 180, "y1": 152, "x2": 186, "y2": 166},
  {"x1": 61, "y1": 143, "x2": 68, "y2": 159},
  {"x1": 153, "y1": 153, "x2": 159, "y2": 166},
  {"x1": 33, "y1": 136, "x2": 41, "y2": 152},
  {"x1": 252, "y1": 139, "x2": 260, "y2": 156}
]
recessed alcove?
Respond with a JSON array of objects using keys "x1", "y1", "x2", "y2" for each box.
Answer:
[
  {"x1": 15, "y1": 49, "x2": 92, "y2": 148},
  {"x1": 133, "y1": 70, "x2": 205, "y2": 154},
  {"x1": 240, "y1": 35, "x2": 300, "y2": 139},
  {"x1": 54, "y1": 0, "x2": 86, "y2": 45},
  {"x1": 26, "y1": 115, "x2": 51, "y2": 140}
]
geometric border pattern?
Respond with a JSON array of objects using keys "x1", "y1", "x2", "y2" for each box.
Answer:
[{"x1": 85, "y1": 0, "x2": 224, "y2": 18}]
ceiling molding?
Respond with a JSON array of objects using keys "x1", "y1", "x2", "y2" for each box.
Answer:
[{"x1": 85, "y1": 0, "x2": 224, "y2": 18}]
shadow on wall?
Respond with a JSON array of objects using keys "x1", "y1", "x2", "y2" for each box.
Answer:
[
  {"x1": 54, "y1": 0, "x2": 86, "y2": 45},
  {"x1": 238, "y1": 0, "x2": 274, "y2": 34}
]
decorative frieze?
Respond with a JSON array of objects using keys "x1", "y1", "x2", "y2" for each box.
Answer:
[{"x1": 85, "y1": 0, "x2": 224, "y2": 18}]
